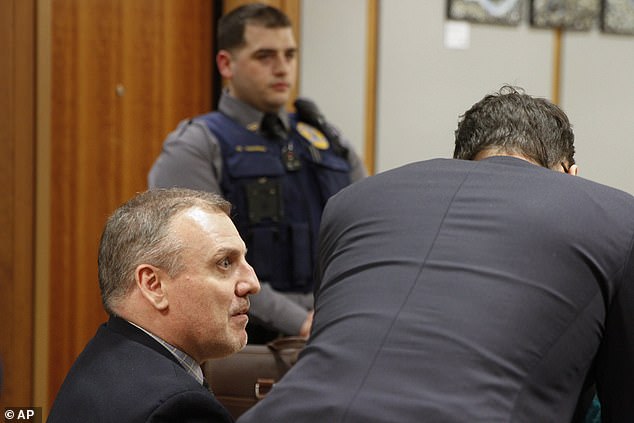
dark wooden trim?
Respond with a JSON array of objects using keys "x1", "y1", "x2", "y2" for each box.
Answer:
[
  {"x1": 0, "y1": 0, "x2": 36, "y2": 410},
  {"x1": 364, "y1": 0, "x2": 378, "y2": 175}
]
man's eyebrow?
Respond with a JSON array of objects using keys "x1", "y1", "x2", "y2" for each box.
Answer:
[
  {"x1": 254, "y1": 47, "x2": 297, "y2": 54},
  {"x1": 213, "y1": 246, "x2": 245, "y2": 257}
]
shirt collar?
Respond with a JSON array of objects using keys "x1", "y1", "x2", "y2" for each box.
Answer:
[
  {"x1": 126, "y1": 320, "x2": 205, "y2": 386},
  {"x1": 218, "y1": 90, "x2": 290, "y2": 132},
  {"x1": 478, "y1": 155, "x2": 540, "y2": 169}
]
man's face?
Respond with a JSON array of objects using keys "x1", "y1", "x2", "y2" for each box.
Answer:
[
  {"x1": 166, "y1": 207, "x2": 260, "y2": 361},
  {"x1": 218, "y1": 24, "x2": 297, "y2": 113}
]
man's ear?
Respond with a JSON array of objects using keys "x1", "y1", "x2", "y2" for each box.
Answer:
[
  {"x1": 216, "y1": 50, "x2": 233, "y2": 79},
  {"x1": 568, "y1": 164, "x2": 579, "y2": 176},
  {"x1": 135, "y1": 264, "x2": 169, "y2": 311}
]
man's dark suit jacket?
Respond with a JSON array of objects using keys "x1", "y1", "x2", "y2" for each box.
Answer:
[
  {"x1": 47, "y1": 316, "x2": 234, "y2": 423},
  {"x1": 238, "y1": 157, "x2": 634, "y2": 423}
]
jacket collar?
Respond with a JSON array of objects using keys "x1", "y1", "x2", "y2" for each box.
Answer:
[{"x1": 106, "y1": 315, "x2": 183, "y2": 367}]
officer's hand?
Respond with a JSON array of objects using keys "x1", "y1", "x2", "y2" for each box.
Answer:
[{"x1": 299, "y1": 310, "x2": 314, "y2": 338}]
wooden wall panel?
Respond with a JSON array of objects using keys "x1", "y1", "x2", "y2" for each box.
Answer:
[
  {"x1": 0, "y1": 0, "x2": 36, "y2": 410},
  {"x1": 48, "y1": 0, "x2": 213, "y2": 406},
  {"x1": 49, "y1": 3, "x2": 116, "y2": 397},
  {"x1": 121, "y1": 0, "x2": 213, "y2": 190}
]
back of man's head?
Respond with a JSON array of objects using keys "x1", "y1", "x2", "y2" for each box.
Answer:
[
  {"x1": 453, "y1": 85, "x2": 575, "y2": 169},
  {"x1": 217, "y1": 3, "x2": 292, "y2": 52}
]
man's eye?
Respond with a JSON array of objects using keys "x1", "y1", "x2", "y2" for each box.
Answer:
[
  {"x1": 256, "y1": 53, "x2": 274, "y2": 62},
  {"x1": 218, "y1": 258, "x2": 231, "y2": 269}
]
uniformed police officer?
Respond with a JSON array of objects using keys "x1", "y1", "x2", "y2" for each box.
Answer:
[{"x1": 148, "y1": 3, "x2": 366, "y2": 343}]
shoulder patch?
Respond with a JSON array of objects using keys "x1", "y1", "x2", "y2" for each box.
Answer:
[{"x1": 297, "y1": 122, "x2": 330, "y2": 150}]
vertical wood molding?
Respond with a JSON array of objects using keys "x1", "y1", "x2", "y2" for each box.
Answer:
[
  {"x1": 282, "y1": 0, "x2": 301, "y2": 105},
  {"x1": 34, "y1": 0, "x2": 52, "y2": 412},
  {"x1": 552, "y1": 27, "x2": 563, "y2": 105},
  {"x1": 364, "y1": 0, "x2": 378, "y2": 175},
  {"x1": 0, "y1": 0, "x2": 36, "y2": 410}
]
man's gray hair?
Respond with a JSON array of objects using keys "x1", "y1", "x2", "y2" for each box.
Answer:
[{"x1": 98, "y1": 188, "x2": 231, "y2": 315}]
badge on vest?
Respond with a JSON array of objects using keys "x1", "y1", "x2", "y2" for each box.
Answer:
[
  {"x1": 296, "y1": 122, "x2": 330, "y2": 150},
  {"x1": 236, "y1": 145, "x2": 268, "y2": 153}
]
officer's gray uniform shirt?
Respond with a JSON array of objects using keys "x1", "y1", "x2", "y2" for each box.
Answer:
[{"x1": 148, "y1": 93, "x2": 366, "y2": 335}]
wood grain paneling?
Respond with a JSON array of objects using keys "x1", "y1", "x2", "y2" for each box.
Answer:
[
  {"x1": 0, "y1": 0, "x2": 36, "y2": 410},
  {"x1": 48, "y1": 0, "x2": 213, "y2": 406}
]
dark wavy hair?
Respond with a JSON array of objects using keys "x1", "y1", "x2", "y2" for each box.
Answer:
[{"x1": 453, "y1": 86, "x2": 575, "y2": 169}]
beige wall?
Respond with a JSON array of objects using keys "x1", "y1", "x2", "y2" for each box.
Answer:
[
  {"x1": 300, "y1": 0, "x2": 634, "y2": 195},
  {"x1": 564, "y1": 30, "x2": 634, "y2": 192},
  {"x1": 300, "y1": 0, "x2": 369, "y2": 161}
]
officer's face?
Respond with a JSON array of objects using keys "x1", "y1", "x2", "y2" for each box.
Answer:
[{"x1": 218, "y1": 24, "x2": 297, "y2": 113}]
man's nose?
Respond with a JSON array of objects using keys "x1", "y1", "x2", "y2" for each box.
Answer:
[
  {"x1": 237, "y1": 262, "x2": 260, "y2": 296},
  {"x1": 273, "y1": 53, "x2": 291, "y2": 74}
]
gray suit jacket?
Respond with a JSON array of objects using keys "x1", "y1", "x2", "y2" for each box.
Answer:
[{"x1": 238, "y1": 157, "x2": 634, "y2": 423}]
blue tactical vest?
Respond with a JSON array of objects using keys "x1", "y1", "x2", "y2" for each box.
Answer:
[{"x1": 197, "y1": 112, "x2": 351, "y2": 293}]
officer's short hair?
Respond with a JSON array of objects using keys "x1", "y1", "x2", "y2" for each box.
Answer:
[{"x1": 218, "y1": 3, "x2": 292, "y2": 52}]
